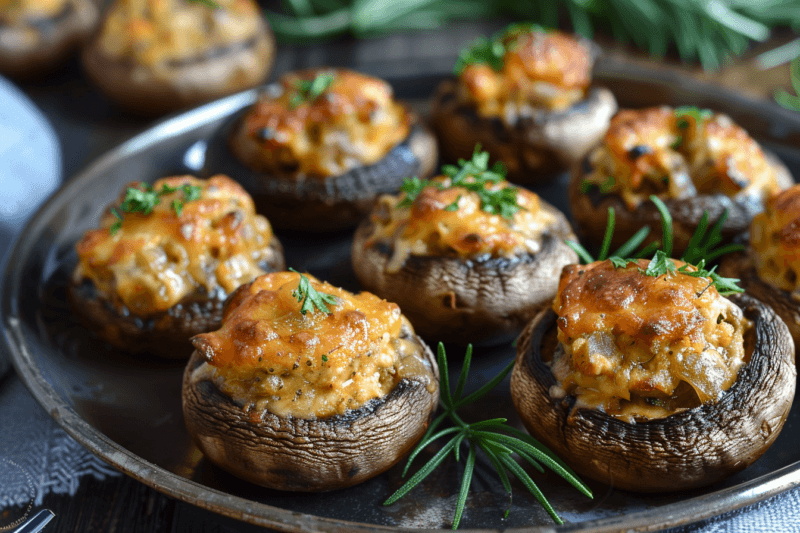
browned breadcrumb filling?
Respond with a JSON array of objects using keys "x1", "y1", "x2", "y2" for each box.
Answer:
[
  {"x1": 751, "y1": 184, "x2": 800, "y2": 292},
  {"x1": 238, "y1": 68, "x2": 411, "y2": 178},
  {"x1": 458, "y1": 29, "x2": 592, "y2": 118},
  {"x1": 363, "y1": 175, "x2": 555, "y2": 273},
  {"x1": 583, "y1": 106, "x2": 781, "y2": 210},
  {"x1": 550, "y1": 259, "x2": 750, "y2": 422},
  {"x1": 0, "y1": 0, "x2": 66, "y2": 23},
  {"x1": 96, "y1": 0, "x2": 261, "y2": 68},
  {"x1": 73, "y1": 174, "x2": 275, "y2": 316},
  {"x1": 191, "y1": 272, "x2": 436, "y2": 418}
]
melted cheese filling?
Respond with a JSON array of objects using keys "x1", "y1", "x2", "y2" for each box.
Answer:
[
  {"x1": 97, "y1": 0, "x2": 261, "y2": 69},
  {"x1": 73, "y1": 175, "x2": 275, "y2": 316},
  {"x1": 550, "y1": 260, "x2": 750, "y2": 422},
  {"x1": 191, "y1": 272, "x2": 436, "y2": 418},
  {"x1": 0, "y1": 0, "x2": 66, "y2": 24},
  {"x1": 458, "y1": 30, "x2": 591, "y2": 119},
  {"x1": 238, "y1": 69, "x2": 410, "y2": 178},
  {"x1": 751, "y1": 184, "x2": 800, "y2": 292},
  {"x1": 583, "y1": 107, "x2": 781, "y2": 210},
  {"x1": 363, "y1": 176, "x2": 555, "y2": 273}
]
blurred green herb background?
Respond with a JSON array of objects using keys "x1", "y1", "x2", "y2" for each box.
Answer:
[{"x1": 265, "y1": 0, "x2": 800, "y2": 71}]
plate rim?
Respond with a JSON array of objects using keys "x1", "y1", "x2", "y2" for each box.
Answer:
[{"x1": 4, "y1": 63, "x2": 800, "y2": 532}]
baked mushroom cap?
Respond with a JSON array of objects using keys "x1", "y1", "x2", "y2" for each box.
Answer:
[
  {"x1": 82, "y1": 5, "x2": 275, "y2": 116},
  {"x1": 203, "y1": 88, "x2": 438, "y2": 232},
  {"x1": 351, "y1": 200, "x2": 578, "y2": 345},
  {"x1": 510, "y1": 294, "x2": 796, "y2": 492},
  {"x1": 182, "y1": 319, "x2": 439, "y2": 491},
  {"x1": 431, "y1": 79, "x2": 617, "y2": 182},
  {"x1": 0, "y1": 0, "x2": 98, "y2": 79}
]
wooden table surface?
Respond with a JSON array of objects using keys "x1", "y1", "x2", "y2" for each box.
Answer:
[{"x1": 5, "y1": 21, "x2": 800, "y2": 533}]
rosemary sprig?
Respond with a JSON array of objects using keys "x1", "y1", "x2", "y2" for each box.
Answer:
[
  {"x1": 384, "y1": 343, "x2": 592, "y2": 529},
  {"x1": 109, "y1": 183, "x2": 202, "y2": 235},
  {"x1": 565, "y1": 195, "x2": 744, "y2": 295},
  {"x1": 263, "y1": 0, "x2": 799, "y2": 70},
  {"x1": 775, "y1": 57, "x2": 800, "y2": 111},
  {"x1": 289, "y1": 72, "x2": 336, "y2": 109},
  {"x1": 397, "y1": 146, "x2": 521, "y2": 219},
  {"x1": 289, "y1": 268, "x2": 339, "y2": 315}
]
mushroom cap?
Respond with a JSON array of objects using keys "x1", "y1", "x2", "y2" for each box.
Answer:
[
  {"x1": 719, "y1": 251, "x2": 800, "y2": 350},
  {"x1": 569, "y1": 151, "x2": 794, "y2": 257},
  {"x1": 430, "y1": 78, "x2": 617, "y2": 183},
  {"x1": 510, "y1": 294, "x2": 796, "y2": 492},
  {"x1": 81, "y1": 17, "x2": 275, "y2": 116},
  {"x1": 0, "y1": 0, "x2": 98, "y2": 79},
  {"x1": 203, "y1": 108, "x2": 438, "y2": 232},
  {"x1": 351, "y1": 199, "x2": 578, "y2": 345},
  {"x1": 181, "y1": 320, "x2": 439, "y2": 491},
  {"x1": 68, "y1": 236, "x2": 285, "y2": 358}
]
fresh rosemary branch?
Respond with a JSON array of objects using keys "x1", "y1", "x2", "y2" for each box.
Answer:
[
  {"x1": 383, "y1": 343, "x2": 592, "y2": 529},
  {"x1": 263, "y1": 0, "x2": 800, "y2": 70},
  {"x1": 109, "y1": 183, "x2": 202, "y2": 234},
  {"x1": 289, "y1": 268, "x2": 338, "y2": 315},
  {"x1": 565, "y1": 195, "x2": 744, "y2": 295},
  {"x1": 397, "y1": 146, "x2": 521, "y2": 219}
]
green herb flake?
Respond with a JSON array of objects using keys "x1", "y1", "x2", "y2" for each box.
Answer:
[
  {"x1": 109, "y1": 182, "x2": 203, "y2": 234},
  {"x1": 321, "y1": 354, "x2": 329, "y2": 362},
  {"x1": 674, "y1": 106, "x2": 712, "y2": 129},
  {"x1": 187, "y1": 0, "x2": 220, "y2": 8},
  {"x1": 289, "y1": 268, "x2": 339, "y2": 315},
  {"x1": 444, "y1": 195, "x2": 462, "y2": 211},
  {"x1": 290, "y1": 72, "x2": 336, "y2": 109}
]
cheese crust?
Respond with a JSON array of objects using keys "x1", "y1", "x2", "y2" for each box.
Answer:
[
  {"x1": 583, "y1": 106, "x2": 781, "y2": 209},
  {"x1": 96, "y1": 0, "x2": 261, "y2": 70},
  {"x1": 73, "y1": 174, "x2": 276, "y2": 316},
  {"x1": 191, "y1": 272, "x2": 436, "y2": 418},
  {"x1": 458, "y1": 27, "x2": 592, "y2": 118},
  {"x1": 751, "y1": 184, "x2": 800, "y2": 292},
  {"x1": 362, "y1": 175, "x2": 556, "y2": 272},
  {"x1": 550, "y1": 259, "x2": 750, "y2": 421}
]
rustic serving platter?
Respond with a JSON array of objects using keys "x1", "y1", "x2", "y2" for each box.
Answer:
[{"x1": 4, "y1": 60, "x2": 800, "y2": 532}]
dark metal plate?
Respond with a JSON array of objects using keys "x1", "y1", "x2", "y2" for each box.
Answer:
[{"x1": 4, "y1": 61, "x2": 800, "y2": 532}]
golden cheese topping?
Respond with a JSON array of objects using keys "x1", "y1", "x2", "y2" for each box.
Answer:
[
  {"x1": 363, "y1": 175, "x2": 556, "y2": 273},
  {"x1": 751, "y1": 185, "x2": 800, "y2": 292},
  {"x1": 0, "y1": 0, "x2": 66, "y2": 24},
  {"x1": 73, "y1": 175, "x2": 275, "y2": 316},
  {"x1": 583, "y1": 106, "x2": 782, "y2": 209},
  {"x1": 458, "y1": 26, "x2": 592, "y2": 118},
  {"x1": 97, "y1": 0, "x2": 261, "y2": 69},
  {"x1": 190, "y1": 271, "x2": 436, "y2": 418},
  {"x1": 238, "y1": 69, "x2": 410, "y2": 178},
  {"x1": 550, "y1": 259, "x2": 749, "y2": 422}
]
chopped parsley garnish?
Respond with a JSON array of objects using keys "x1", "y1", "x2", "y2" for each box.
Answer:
[
  {"x1": 674, "y1": 106, "x2": 712, "y2": 129},
  {"x1": 397, "y1": 146, "x2": 522, "y2": 219},
  {"x1": 289, "y1": 268, "x2": 339, "y2": 315},
  {"x1": 565, "y1": 195, "x2": 744, "y2": 296},
  {"x1": 289, "y1": 72, "x2": 336, "y2": 109},
  {"x1": 454, "y1": 22, "x2": 547, "y2": 74},
  {"x1": 109, "y1": 183, "x2": 202, "y2": 235}
]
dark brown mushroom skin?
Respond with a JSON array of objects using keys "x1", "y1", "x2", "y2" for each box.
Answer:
[
  {"x1": 81, "y1": 18, "x2": 275, "y2": 116},
  {"x1": 430, "y1": 78, "x2": 617, "y2": 183},
  {"x1": 67, "y1": 237, "x2": 285, "y2": 358},
  {"x1": 719, "y1": 251, "x2": 800, "y2": 350},
  {"x1": 510, "y1": 294, "x2": 796, "y2": 492},
  {"x1": 0, "y1": 0, "x2": 98, "y2": 79},
  {"x1": 569, "y1": 152, "x2": 794, "y2": 257},
  {"x1": 351, "y1": 201, "x2": 578, "y2": 345},
  {"x1": 181, "y1": 321, "x2": 439, "y2": 491},
  {"x1": 203, "y1": 108, "x2": 438, "y2": 233}
]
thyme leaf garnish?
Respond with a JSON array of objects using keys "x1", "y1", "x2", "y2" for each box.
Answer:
[
  {"x1": 383, "y1": 344, "x2": 592, "y2": 529},
  {"x1": 289, "y1": 268, "x2": 339, "y2": 315}
]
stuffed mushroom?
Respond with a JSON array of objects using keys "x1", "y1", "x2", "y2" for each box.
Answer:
[
  {"x1": 82, "y1": 0, "x2": 275, "y2": 115},
  {"x1": 182, "y1": 271, "x2": 439, "y2": 491},
  {"x1": 0, "y1": 0, "x2": 98, "y2": 78},
  {"x1": 431, "y1": 23, "x2": 617, "y2": 182},
  {"x1": 511, "y1": 258, "x2": 795, "y2": 492},
  {"x1": 203, "y1": 68, "x2": 438, "y2": 232},
  {"x1": 720, "y1": 185, "x2": 800, "y2": 348},
  {"x1": 352, "y1": 148, "x2": 578, "y2": 344},
  {"x1": 570, "y1": 106, "x2": 793, "y2": 257},
  {"x1": 69, "y1": 174, "x2": 285, "y2": 358}
]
